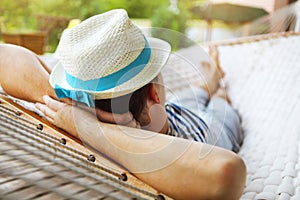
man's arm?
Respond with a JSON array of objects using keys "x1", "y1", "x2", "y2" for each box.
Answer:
[
  {"x1": 36, "y1": 96, "x2": 246, "y2": 200},
  {"x1": 0, "y1": 44, "x2": 140, "y2": 126},
  {"x1": 0, "y1": 44, "x2": 56, "y2": 102}
]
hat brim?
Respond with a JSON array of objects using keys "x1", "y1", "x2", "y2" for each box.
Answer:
[{"x1": 49, "y1": 37, "x2": 171, "y2": 99}]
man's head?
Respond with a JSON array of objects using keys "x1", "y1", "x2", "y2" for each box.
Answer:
[
  {"x1": 49, "y1": 9, "x2": 170, "y2": 133},
  {"x1": 95, "y1": 73, "x2": 168, "y2": 133}
]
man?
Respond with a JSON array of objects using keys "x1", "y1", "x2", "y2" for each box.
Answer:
[{"x1": 0, "y1": 9, "x2": 246, "y2": 199}]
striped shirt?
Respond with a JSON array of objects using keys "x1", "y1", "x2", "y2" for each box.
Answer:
[{"x1": 165, "y1": 102, "x2": 208, "y2": 143}]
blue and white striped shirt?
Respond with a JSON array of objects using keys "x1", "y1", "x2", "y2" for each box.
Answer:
[{"x1": 165, "y1": 102, "x2": 208, "y2": 143}]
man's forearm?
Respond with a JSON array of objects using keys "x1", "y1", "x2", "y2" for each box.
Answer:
[{"x1": 67, "y1": 108, "x2": 246, "y2": 199}]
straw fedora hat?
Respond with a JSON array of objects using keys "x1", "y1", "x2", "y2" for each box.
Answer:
[{"x1": 49, "y1": 9, "x2": 171, "y2": 107}]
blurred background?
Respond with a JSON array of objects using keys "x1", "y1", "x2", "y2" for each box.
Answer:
[{"x1": 0, "y1": 0, "x2": 299, "y2": 54}]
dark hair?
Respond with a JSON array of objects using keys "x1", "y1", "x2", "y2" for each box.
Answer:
[{"x1": 95, "y1": 83, "x2": 150, "y2": 122}]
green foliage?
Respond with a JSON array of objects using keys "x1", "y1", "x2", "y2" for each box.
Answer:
[
  {"x1": 151, "y1": 1, "x2": 192, "y2": 51},
  {"x1": 101, "y1": 0, "x2": 168, "y2": 18},
  {"x1": 0, "y1": 0, "x2": 194, "y2": 52},
  {"x1": 30, "y1": 0, "x2": 105, "y2": 52},
  {"x1": 33, "y1": 0, "x2": 104, "y2": 19},
  {"x1": 0, "y1": 0, "x2": 38, "y2": 32},
  {"x1": 126, "y1": 0, "x2": 169, "y2": 18}
]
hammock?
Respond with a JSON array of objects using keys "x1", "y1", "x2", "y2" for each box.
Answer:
[
  {"x1": 163, "y1": 31, "x2": 300, "y2": 199},
  {"x1": 0, "y1": 95, "x2": 166, "y2": 199},
  {"x1": 218, "y1": 32, "x2": 300, "y2": 200},
  {"x1": 1, "y1": 31, "x2": 299, "y2": 199}
]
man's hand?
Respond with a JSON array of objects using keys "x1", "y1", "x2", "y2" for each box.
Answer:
[
  {"x1": 36, "y1": 96, "x2": 140, "y2": 130},
  {"x1": 95, "y1": 108, "x2": 140, "y2": 128},
  {"x1": 68, "y1": 98, "x2": 141, "y2": 128},
  {"x1": 36, "y1": 96, "x2": 81, "y2": 136}
]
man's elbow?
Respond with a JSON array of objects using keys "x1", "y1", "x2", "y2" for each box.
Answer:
[{"x1": 214, "y1": 154, "x2": 246, "y2": 200}]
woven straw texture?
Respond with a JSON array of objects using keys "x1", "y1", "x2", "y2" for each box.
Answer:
[
  {"x1": 163, "y1": 32, "x2": 300, "y2": 200},
  {"x1": 56, "y1": 9, "x2": 145, "y2": 80},
  {"x1": 51, "y1": 9, "x2": 171, "y2": 99},
  {"x1": 51, "y1": 37, "x2": 170, "y2": 99}
]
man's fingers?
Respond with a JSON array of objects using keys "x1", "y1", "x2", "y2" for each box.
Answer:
[
  {"x1": 95, "y1": 108, "x2": 140, "y2": 128},
  {"x1": 60, "y1": 98, "x2": 73, "y2": 105},
  {"x1": 114, "y1": 112, "x2": 135, "y2": 125},
  {"x1": 96, "y1": 109, "x2": 134, "y2": 125},
  {"x1": 35, "y1": 102, "x2": 56, "y2": 120},
  {"x1": 43, "y1": 95, "x2": 65, "y2": 111},
  {"x1": 44, "y1": 116, "x2": 54, "y2": 124},
  {"x1": 125, "y1": 118, "x2": 141, "y2": 128}
]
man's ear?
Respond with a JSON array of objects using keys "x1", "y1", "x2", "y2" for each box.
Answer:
[{"x1": 147, "y1": 83, "x2": 160, "y2": 104}]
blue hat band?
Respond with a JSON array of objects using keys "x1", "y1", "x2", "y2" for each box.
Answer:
[{"x1": 54, "y1": 37, "x2": 151, "y2": 107}]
